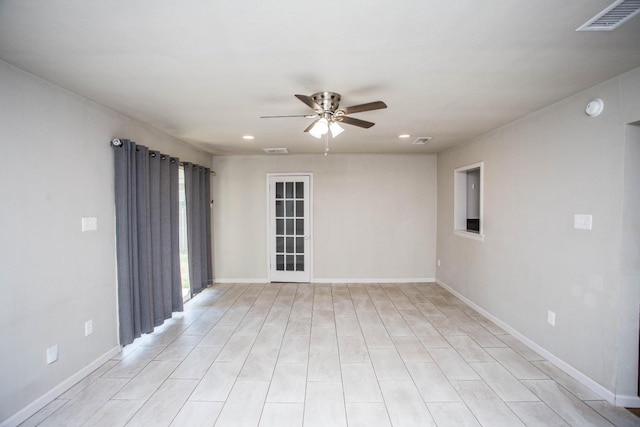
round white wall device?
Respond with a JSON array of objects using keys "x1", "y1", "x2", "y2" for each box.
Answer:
[{"x1": 585, "y1": 98, "x2": 604, "y2": 117}]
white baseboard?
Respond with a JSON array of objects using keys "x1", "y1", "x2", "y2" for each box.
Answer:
[
  {"x1": 435, "y1": 279, "x2": 625, "y2": 407},
  {"x1": 1, "y1": 346, "x2": 121, "y2": 427},
  {"x1": 312, "y1": 278, "x2": 436, "y2": 284},
  {"x1": 615, "y1": 394, "x2": 640, "y2": 408},
  {"x1": 214, "y1": 278, "x2": 269, "y2": 284},
  {"x1": 214, "y1": 278, "x2": 436, "y2": 284}
]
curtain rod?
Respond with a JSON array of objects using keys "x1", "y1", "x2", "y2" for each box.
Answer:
[{"x1": 111, "y1": 138, "x2": 216, "y2": 176}]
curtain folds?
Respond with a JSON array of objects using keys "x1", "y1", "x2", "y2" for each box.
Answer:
[
  {"x1": 113, "y1": 139, "x2": 183, "y2": 346},
  {"x1": 184, "y1": 163, "x2": 213, "y2": 296}
]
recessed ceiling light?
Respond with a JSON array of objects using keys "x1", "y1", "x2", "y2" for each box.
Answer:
[
  {"x1": 242, "y1": 135, "x2": 255, "y2": 140},
  {"x1": 398, "y1": 134, "x2": 411, "y2": 138}
]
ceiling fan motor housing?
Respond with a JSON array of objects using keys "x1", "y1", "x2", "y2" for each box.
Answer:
[{"x1": 311, "y1": 91, "x2": 341, "y2": 113}]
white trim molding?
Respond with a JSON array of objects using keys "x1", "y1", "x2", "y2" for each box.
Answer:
[
  {"x1": 214, "y1": 278, "x2": 436, "y2": 285},
  {"x1": 454, "y1": 230, "x2": 485, "y2": 242},
  {"x1": 313, "y1": 278, "x2": 436, "y2": 284},
  {"x1": 1, "y1": 346, "x2": 121, "y2": 427},
  {"x1": 615, "y1": 394, "x2": 640, "y2": 409},
  {"x1": 435, "y1": 279, "x2": 628, "y2": 407},
  {"x1": 214, "y1": 278, "x2": 269, "y2": 284}
]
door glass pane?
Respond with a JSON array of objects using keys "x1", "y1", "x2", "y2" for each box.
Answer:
[
  {"x1": 286, "y1": 237, "x2": 294, "y2": 253},
  {"x1": 286, "y1": 219, "x2": 294, "y2": 235},
  {"x1": 276, "y1": 219, "x2": 284, "y2": 235},
  {"x1": 296, "y1": 219, "x2": 304, "y2": 235},
  {"x1": 296, "y1": 200, "x2": 303, "y2": 217},
  {"x1": 275, "y1": 200, "x2": 284, "y2": 217},
  {"x1": 286, "y1": 255, "x2": 295, "y2": 271},
  {"x1": 276, "y1": 182, "x2": 284, "y2": 198},
  {"x1": 276, "y1": 255, "x2": 284, "y2": 271},
  {"x1": 296, "y1": 255, "x2": 304, "y2": 271},
  {"x1": 286, "y1": 182, "x2": 294, "y2": 198},
  {"x1": 286, "y1": 200, "x2": 294, "y2": 217},
  {"x1": 276, "y1": 237, "x2": 284, "y2": 253},
  {"x1": 296, "y1": 182, "x2": 303, "y2": 199},
  {"x1": 296, "y1": 237, "x2": 304, "y2": 253}
]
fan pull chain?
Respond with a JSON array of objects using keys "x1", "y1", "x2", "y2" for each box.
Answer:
[{"x1": 324, "y1": 132, "x2": 330, "y2": 156}]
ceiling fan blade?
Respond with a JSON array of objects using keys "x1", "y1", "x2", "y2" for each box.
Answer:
[
  {"x1": 295, "y1": 94, "x2": 321, "y2": 111},
  {"x1": 260, "y1": 114, "x2": 317, "y2": 118},
  {"x1": 303, "y1": 118, "x2": 321, "y2": 133},
  {"x1": 341, "y1": 101, "x2": 387, "y2": 115},
  {"x1": 338, "y1": 116, "x2": 375, "y2": 129}
]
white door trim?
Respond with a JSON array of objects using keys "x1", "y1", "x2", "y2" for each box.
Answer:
[{"x1": 266, "y1": 173, "x2": 313, "y2": 282}]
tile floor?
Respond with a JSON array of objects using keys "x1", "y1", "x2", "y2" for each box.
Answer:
[{"x1": 22, "y1": 282, "x2": 640, "y2": 427}]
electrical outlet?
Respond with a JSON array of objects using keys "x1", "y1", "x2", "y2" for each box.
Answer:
[
  {"x1": 81, "y1": 217, "x2": 98, "y2": 232},
  {"x1": 547, "y1": 311, "x2": 556, "y2": 326},
  {"x1": 85, "y1": 320, "x2": 93, "y2": 336},
  {"x1": 573, "y1": 214, "x2": 592, "y2": 230},
  {"x1": 437, "y1": 259, "x2": 441, "y2": 267},
  {"x1": 46, "y1": 344, "x2": 58, "y2": 364}
]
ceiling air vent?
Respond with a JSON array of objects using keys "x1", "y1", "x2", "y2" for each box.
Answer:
[
  {"x1": 576, "y1": 0, "x2": 640, "y2": 31},
  {"x1": 262, "y1": 148, "x2": 289, "y2": 154},
  {"x1": 412, "y1": 137, "x2": 432, "y2": 145}
]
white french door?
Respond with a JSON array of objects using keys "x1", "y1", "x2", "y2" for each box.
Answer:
[{"x1": 268, "y1": 174, "x2": 311, "y2": 282}]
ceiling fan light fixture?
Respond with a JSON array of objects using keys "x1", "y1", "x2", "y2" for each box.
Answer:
[
  {"x1": 265, "y1": 92, "x2": 387, "y2": 149},
  {"x1": 329, "y1": 121, "x2": 344, "y2": 138},
  {"x1": 309, "y1": 118, "x2": 329, "y2": 138}
]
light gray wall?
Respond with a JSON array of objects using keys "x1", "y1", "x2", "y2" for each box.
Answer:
[
  {"x1": 212, "y1": 154, "x2": 437, "y2": 281},
  {"x1": 0, "y1": 60, "x2": 212, "y2": 424},
  {"x1": 436, "y1": 67, "x2": 640, "y2": 399}
]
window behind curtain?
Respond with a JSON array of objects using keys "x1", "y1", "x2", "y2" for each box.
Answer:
[{"x1": 178, "y1": 166, "x2": 191, "y2": 301}]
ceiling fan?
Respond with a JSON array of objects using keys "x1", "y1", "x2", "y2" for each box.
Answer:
[{"x1": 261, "y1": 91, "x2": 387, "y2": 139}]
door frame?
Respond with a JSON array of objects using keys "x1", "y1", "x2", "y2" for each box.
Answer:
[{"x1": 266, "y1": 173, "x2": 313, "y2": 283}]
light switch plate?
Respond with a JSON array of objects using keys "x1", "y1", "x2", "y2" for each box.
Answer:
[
  {"x1": 547, "y1": 311, "x2": 556, "y2": 326},
  {"x1": 82, "y1": 217, "x2": 98, "y2": 232},
  {"x1": 47, "y1": 344, "x2": 58, "y2": 364},
  {"x1": 574, "y1": 214, "x2": 592, "y2": 230},
  {"x1": 85, "y1": 320, "x2": 93, "y2": 336}
]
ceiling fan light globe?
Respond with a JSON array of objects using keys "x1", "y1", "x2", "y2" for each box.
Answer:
[
  {"x1": 309, "y1": 118, "x2": 328, "y2": 138},
  {"x1": 317, "y1": 118, "x2": 329, "y2": 131},
  {"x1": 329, "y1": 122, "x2": 344, "y2": 138},
  {"x1": 309, "y1": 128, "x2": 323, "y2": 138}
]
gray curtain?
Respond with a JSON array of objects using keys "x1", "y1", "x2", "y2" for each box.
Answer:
[
  {"x1": 184, "y1": 163, "x2": 213, "y2": 296},
  {"x1": 113, "y1": 139, "x2": 183, "y2": 346}
]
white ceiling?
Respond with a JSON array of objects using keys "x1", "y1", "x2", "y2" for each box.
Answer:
[{"x1": 1, "y1": 1, "x2": 639, "y2": 155}]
